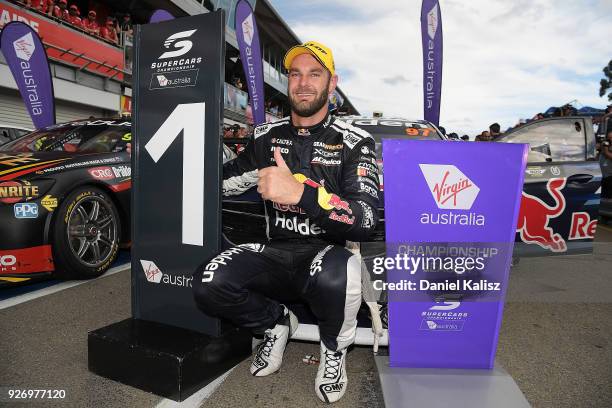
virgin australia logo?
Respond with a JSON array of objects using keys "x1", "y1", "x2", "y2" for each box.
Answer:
[
  {"x1": 140, "y1": 259, "x2": 162, "y2": 283},
  {"x1": 13, "y1": 32, "x2": 35, "y2": 61},
  {"x1": 241, "y1": 13, "x2": 254, "y2": 46},
  {"x1": 159, "y1": 29, "x2": 196, "y2": 59},
  {"x1": 419, "y1": 164, "x2": 479, "y2": 210},
  {"x1": 427, "y1": 4, "x2": 439, "y2": 40}
]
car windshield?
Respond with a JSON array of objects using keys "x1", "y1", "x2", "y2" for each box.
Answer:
[{"x1": 0, "y1": 122, "x2": 131, "y2": 153}]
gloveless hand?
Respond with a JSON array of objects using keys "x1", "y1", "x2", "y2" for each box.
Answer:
[{"x1": 258, "y1": 147, "x2": 305, "y2": 205}]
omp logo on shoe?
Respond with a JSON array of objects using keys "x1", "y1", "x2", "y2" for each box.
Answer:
[
  {"x1": 419, "y1": 164, "x2": 479, "y2": 210},
  {"x1": 252, "y1": 356, "x2": 266, "y2": 368},
  {"x1": 159, "y1": 29, "x2": 196, "y2": 59},
  {"x1": 13, "y1": 32, "x2": 35, "y2": 61},
  {"x1": 322, "y1": 383, "x2": 344, "y2": 394}
]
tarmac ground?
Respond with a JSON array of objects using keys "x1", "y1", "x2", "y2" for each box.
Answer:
[{"x1": 1, "y1": 225, "x2": 611, "y2": 407}]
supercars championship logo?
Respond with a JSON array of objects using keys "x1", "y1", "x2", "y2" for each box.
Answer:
[{"x1": 149, "y1": 29, "x2": 202, "y2": 90}]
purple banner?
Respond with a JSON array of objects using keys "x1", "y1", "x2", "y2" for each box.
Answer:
[
  {"x1": 234, "y1": 0, "x2": 265, "y2": 126},
  {"x1": 0, "y1": 21, "x2": 55, "y2": 129},
  {"x1": 421, "y1": 0, "x2": 443, "y2": 126},
  {"x1": 149, "y1": 10, "x2": 175, "y2": 23},
  {"x1": 383, "y1": 140, "x2": 527, "y2": 368}
]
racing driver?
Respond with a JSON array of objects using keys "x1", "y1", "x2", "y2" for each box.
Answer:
[{"x1": 192, "y1": 41, "x2": 379, "y2": 403}]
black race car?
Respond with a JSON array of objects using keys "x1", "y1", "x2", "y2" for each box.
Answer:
[{"x1": 0, "y1": 119, "x2": 131, "y2": 284}]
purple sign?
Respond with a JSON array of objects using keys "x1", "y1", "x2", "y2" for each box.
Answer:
[
  {"x1": 234, "y1": 0, "x2": 265, "y2": 126},
  {"x1": 149, "y1": 10, "x2": 175, "y2": 23},
  {"x1": 0, "y1": 22, "x2": 55, "y2": 129},
  {"x1": 421, "y1": 0, "x2": 443, "y2": 126},
  {"x1": 383, "y1": 140, "x2": 527, "y2": 368}
]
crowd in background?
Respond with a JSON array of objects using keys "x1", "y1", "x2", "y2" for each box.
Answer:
[
  {"x1": 16, "y1": 0, "x2": 133, "y2": 45},
  {"x1": 441, "y1": 103, "x2": 611, "y2": 142}
]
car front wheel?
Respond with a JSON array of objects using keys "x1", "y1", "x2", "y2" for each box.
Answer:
[{"x1": 52, "y1": 186, "x2": 120, "y2": 279}]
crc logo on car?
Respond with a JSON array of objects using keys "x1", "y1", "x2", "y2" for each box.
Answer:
[
  {"x1": 140, "y1": 259, "x2": 193, "y2": 288},
  {"x1": 13, "y1": 32, "x2": 35, "y2": 61},
  {"x1": 419, "y1": 164, "x2": 479, "y2": 210},
  {"x1": 0, "y1": 180, "x2": 39, "y2": 204},
  {"x1": 88, "y1": 167, "x2": 114, "y2": 180},
  {"x1": 160, "y1": 29, "x2": 196, "y2": 59},
  {"x1": 14, "y1": 203, "x2": 38, "y2": 219},
  {"x1": 0, "y1": 254, "x2": 17, "y2": 272}
]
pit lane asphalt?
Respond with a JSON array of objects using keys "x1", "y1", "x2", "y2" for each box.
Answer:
[{"x1": 1, "y1": 227, "x2": 611, "y2": 408}]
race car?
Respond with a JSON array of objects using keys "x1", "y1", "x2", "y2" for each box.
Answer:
[
  {"x1": 0, "y1": 124, "x2": 32, "y2": 146},
  {"x1": 0, "y1": 119, "x2": 132, "y2": 284}
]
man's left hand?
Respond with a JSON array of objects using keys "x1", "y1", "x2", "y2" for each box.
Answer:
[{"x1": 258, "y1": 147, "x2": 304, "y2": 205}]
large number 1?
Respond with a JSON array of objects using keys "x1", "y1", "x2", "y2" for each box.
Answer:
[{"x1": 145, "y1": 103, "x2": 205, "y2": 246}]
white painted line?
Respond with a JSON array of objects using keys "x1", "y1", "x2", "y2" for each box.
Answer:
[
  {"x1": 0, "y1": 262, "x2": 131, "y2": 311},
  {"x1": 154, "y1": 366, "x2": 236, "y2": 408}
]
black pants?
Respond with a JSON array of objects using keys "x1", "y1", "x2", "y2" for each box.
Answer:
[{"x1": 192, "y1": 242, "x2": 362, "y2": 351}]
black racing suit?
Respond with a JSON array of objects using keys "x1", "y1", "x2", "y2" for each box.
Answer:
[{"x1": 192, "y1": 114, "x2": 379, "y2": 351}]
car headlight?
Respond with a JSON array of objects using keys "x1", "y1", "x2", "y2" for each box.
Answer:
[{"x1": 0, "y1": 179, "x2": 55, "y2": 205}]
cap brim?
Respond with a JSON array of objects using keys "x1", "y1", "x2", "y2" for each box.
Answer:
[{"x1": 283, "y1": 45, "x2": 331, "y2": 75}]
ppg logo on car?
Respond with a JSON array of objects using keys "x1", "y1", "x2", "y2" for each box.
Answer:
[{"x1": 14, "y1": 203, "x2": 38, "y2": 219}]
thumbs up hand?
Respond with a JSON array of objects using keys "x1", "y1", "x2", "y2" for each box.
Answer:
[{"x1": 258, "y1": 147, "x2": 304, "y2": 205}]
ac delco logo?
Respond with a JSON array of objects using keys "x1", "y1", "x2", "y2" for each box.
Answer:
[
  {"x1": 0, "y1": 255, "x2": 17, "y2": 272},
  {"x1": 88, "y1": 167, "x2": 114, "y2": 180}
]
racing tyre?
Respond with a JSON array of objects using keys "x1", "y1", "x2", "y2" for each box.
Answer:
[{"x1": 52, "y1": 187, "x2": 121, "y2": 279}]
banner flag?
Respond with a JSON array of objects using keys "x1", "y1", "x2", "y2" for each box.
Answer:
[
  {"x1": 234, "y1": 0, "x2": 266, "y2": 126},
  {"x1": 149, "y1": 10, "x2": 175, "y2": 23},
  {"x1": 383, "y1": 140, "x2": 527, "y2": 368},
  {"x1": 0, "y1": 21, "x2": 55, "y2": 129},
  {"x1": 421, "y1": 0, "x2": 443, "y2": 126}
]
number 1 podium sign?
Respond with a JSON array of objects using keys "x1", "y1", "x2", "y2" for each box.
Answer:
[{"x1": 88, "y1": 12, "x2": 251, "y2": 401}]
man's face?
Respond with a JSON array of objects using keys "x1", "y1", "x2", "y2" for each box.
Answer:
[{"x1": 287, "y1": 53, "x2": 337, "y2": 118}]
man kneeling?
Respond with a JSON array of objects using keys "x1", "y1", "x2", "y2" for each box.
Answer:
[{"x1": 192, "y1": 41, "x2": 379, "y2": 403}]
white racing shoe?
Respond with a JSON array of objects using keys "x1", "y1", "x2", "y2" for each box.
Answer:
[
  {"x1": 250, "y1": 305, "x2": 298, "y2": 377},
  {"x1": 315, "y1": 342, "x2": 348, "y2": 403}
]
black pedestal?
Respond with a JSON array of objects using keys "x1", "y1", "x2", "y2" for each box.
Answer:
[{"x1": 88, "y1": 318, "x2": 252, "y2": 401}]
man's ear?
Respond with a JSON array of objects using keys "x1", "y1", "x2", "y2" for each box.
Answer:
[{"x1": 329, "y1": 74, "x2": 338, "y2": 95}]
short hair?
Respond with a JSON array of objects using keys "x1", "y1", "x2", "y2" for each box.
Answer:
[{"x1": 489, "y1": 123, "x2": 501, "y2": 133}]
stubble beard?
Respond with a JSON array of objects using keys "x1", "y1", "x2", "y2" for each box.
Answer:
[{"x1": 288, "y1": 78, "x2": 330, "y2": 118}]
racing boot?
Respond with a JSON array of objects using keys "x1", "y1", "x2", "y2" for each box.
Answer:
[
  {"x1": 315, "y1": 342, "x2": 348, "y2": 403},
  {"x1": 250, "y1": 305, "x2": 298, "y2": 376}
]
